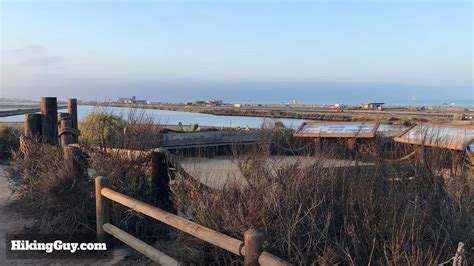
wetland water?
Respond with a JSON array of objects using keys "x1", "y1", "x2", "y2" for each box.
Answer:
[
  {"x1": 0, "y1": 105, "x2": 310, "y2": 129},
  {"x1": 0, "y1": 105, "x2": 405, "y2": 131}
]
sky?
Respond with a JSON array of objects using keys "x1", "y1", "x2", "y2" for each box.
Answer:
[{"x1": 0, "y1": 0, "x2": 472, "y2": 105}]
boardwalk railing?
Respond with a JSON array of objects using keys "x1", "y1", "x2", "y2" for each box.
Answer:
[{"x1": 95, "y1": 176, "x2": 291, "y2": 266}]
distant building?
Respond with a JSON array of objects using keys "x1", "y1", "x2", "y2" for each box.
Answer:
[
  {"x1": 233, "y1": 103, "x2": 241, "y2": 108},
  {"x1": 362, "y1": 102, "x2": 385, "y2": 110},
  {"x1": 118, "y1": 96, "x2": 147, "y2": 104},
  {"x1": 194, "y1": 99, "x2": 223, "y2": 106}
]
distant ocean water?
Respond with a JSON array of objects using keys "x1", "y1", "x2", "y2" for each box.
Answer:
[
  {"x1": 368, "y1": 99, "x2": 473, "y2": 107},
  {"x1": 240, "y1": 99, "x2": 473, "y2": 107}
]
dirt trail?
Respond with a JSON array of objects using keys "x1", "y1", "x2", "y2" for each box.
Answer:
[
  {"x1": 0, "y1": 164, "x2": 35, "y2": 264},
  {"x1": 0, "y1": 164, "x2": 130, "y2": 265}
]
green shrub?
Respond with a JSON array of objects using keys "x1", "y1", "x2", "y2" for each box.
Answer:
[
  {"x1": 0, "y1": 126, "x2": 22, "y2": 159},
  {"x1": 453, "y1": 113, "x2": 465, "y2": 121},
  {"x1": 274, "y1": 121, "x2": 285, "y2": 129},
  {"x1": 79, "y1": 112, "x2": 125, "y2": 148}
]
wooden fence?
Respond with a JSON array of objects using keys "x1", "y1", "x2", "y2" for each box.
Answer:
[
  {"x1": 158, "y1": 130, "x2": 259, "y2": 149},
  {"x1": 95, "y1": 176, "x2": 291, "y2": 266}
]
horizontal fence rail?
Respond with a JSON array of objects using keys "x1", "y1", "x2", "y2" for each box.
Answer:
[
  {"x1": 101, "y1": 187, "x2": 245, "y2": 256},
  {"x1": 103, "y1": 223, "x2": 178, "y2": 266},
  {"x1": 95, "y1": 176, "x2": 291, "y2": 265}
]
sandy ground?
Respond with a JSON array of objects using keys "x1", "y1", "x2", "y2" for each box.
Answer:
[
  {"x1": 0, "y1": 164, "x2": 34, "y2": 264},
  {"x1": 180, "y1": 155, "x2": 374, "y2": 189},
  {"x1": 0, "y1": 164, "x2": 132, "y2": 265}
]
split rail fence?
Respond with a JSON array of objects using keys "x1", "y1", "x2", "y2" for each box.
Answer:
[{"x1": 95, "y1": 176, "x2": 292, "y2": 266}]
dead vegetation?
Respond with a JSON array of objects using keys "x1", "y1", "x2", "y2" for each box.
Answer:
[
  {"x1": 168, "y1": 130, "x2": 473, "y2": 265},
  {"x1": 5, "y1": 108, "x2": 473, "y2": 264},
  {"x1": 6, "y1": 109, "x2": 167, "y2": 242},
  {"x1": 6, "y1": 138, "x2": 94, "y2": 234}
]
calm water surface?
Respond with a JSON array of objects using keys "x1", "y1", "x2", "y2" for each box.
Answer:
[
  {"x1": 0, "y1": 105, "x2": 408, "y2": 132},
  {"x1": 0, "y1": 105, "x2": 311, "y2": 129}
]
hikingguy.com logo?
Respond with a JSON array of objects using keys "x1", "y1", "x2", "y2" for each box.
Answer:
[
  {"x1": 11, "y1": 239, "x2": 106, "y2": 253},
  {"x1": 6, "y1": 234, "x2": 111, "y2": 259}
]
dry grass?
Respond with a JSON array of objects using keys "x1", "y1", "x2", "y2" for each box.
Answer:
[
  {"x1": 6, "y1": 108, "x2": 168, "y2": 241},
  {"x1": 168, "y1": 129, "x2": 473, "y2": 265},
  {"x1": 5, "y1": 110, "x2": 473, "y2": 264},
  {"x1": 6, "y1": 138, "x2": 95, "y2": 234}
]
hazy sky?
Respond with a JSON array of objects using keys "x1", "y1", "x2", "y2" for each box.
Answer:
[{"x1": 0, "y1": 0, "x2": 472, "y2": 104}]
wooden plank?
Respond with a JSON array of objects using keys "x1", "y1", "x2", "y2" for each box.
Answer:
[
  {"x1": 159, "y1": 131, "x2": 258, "y2": 148},
  {"x1": 100, "y1": 188, "x2": 245, "y2": 256},
  {"x1": 41, "y1": 97, "x2": 58, "y2": 144},
  {"x1": 102, "y1": 223, "x2": 178, "y2": 266}
]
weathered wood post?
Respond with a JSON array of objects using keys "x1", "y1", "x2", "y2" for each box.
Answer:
[
  {"x1": 151, "y1": 152, "x2": 175, "y2": 213},
  {"x1": 244, "y1": 229, "x2": 266, "y2": 266},
  {"x1": 67, "y1": 98, "x2": 79, "y2": 143},
  {"x1": 41, "y1": 97, "x2": 58, "y2": 145},
  {"x1": 21, "y1": 113, "x2": 43, "y2": 169},
  {"x1": 64, "y1": 145, "x2": 87, "y2": 177},
  {"x1": 57, "y1": 112, "x2": 70, "y2": 121},
  {"x1": 95, "y1": 176, "x2": 110, "y2": 243},
  {"x1": 60, "y1": 119, "x2": 74, "y2": 146},
  {"x1": 24, "y1": 113, "x2": 42, "y2": 139},
  {"x1": 58, "y1": 113, "x2": 74, "y2": 146}
]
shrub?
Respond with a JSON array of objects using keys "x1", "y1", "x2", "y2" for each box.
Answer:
[
  {"x1": 80, "y1": 112, "x2": 125, "y2": 148},
  {"x1": 169, "y1": 136, "x2": 473, "y2": 265},
  {"x1": 83, "y1": 146, "x2": 170, "y2": 243},
  {"x1": 273, "y1": 121, "x2": 285, "y2": 129},
  {"x1": 0, "y1": 126, "x2": 22, "y2": 159},
  {"x1": 6, "y1": 108, "x2": 164, "y2": 239},
  {"x1": 6, "y1": 139, "x2": 94, "y2": 234},
  {"x1": 453, "y1": 113, "x2": 465, "y2": 121}
]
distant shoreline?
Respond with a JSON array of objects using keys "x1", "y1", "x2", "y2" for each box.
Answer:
[
  {"x1": 0, "y1": 105, "x2": 67, "y2": 118},
  {"x1": 81, "y1": 102, "x2": 474, "y2": 125}
]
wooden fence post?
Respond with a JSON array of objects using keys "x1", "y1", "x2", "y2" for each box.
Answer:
[
  {"x1": 41, "y1": 97, "x2": 58, "y2": 145},
  {"x1": 151, "y1": 152, "x2": 175, "y2": 213},
  {"x1": 244, "y1": 229, "x2": 266, "y2": 266},
  {"x1": 67, "y1": 98, "x2": 79, "y2": 143},
  {"x1": 24, "y1": 113, "x2": 42, "y2": 139},
  {"x1": 95, "y1": 176, "x2": 110, "y2": 243},
  {"x1": 64, "y1": 145, "x2": 87, "y2": 177},
  {"x1": 60, "y1": 119, "x2": 74, "y2": 146}
]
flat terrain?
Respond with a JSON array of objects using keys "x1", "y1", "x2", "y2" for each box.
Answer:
[{"x1": 88, "y1": 102, "x2": 474, "y2": 124}]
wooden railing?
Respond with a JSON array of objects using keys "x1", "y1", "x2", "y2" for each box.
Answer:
[{"x1": 95, "y1": 176, "x2": 291, "y2": 266}]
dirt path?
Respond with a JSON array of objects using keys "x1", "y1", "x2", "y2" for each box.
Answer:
[
  {"x1": 0, "y1": 164, "x2": 131, "y2": 265},
  {"x1": 0, "y1": 164, "x2": 35, "y2": 264}
]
